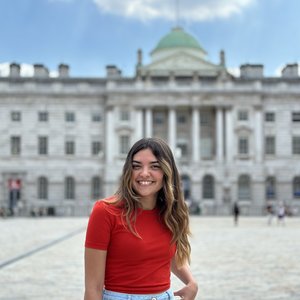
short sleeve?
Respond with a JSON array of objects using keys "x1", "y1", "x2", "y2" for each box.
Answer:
[{"x1": 85, "y1": 201, "x2": 112, "y2": 250}]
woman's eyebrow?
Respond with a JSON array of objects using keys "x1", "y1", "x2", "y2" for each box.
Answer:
[{"x1": 132, "y1": 160, "x2": 159, "y2": 164}]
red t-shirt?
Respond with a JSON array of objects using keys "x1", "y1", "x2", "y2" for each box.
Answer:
[{"x1": 85, "y1": 196, "x2": 176, "y2": 294}]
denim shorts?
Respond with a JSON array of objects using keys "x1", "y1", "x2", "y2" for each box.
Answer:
[{"x1": 103, "y1": 287, "x2": 175, "y2": 300}]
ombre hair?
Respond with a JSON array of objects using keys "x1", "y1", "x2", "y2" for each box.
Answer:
[{"x1": 114, "y1": 137, "x2": 191, "y2": 267}]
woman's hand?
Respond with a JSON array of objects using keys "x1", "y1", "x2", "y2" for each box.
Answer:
[{"x1": 174, "y1": 280, "x2": 198, "y2": 300}]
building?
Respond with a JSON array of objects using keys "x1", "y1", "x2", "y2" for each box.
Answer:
[{"x1": 1, "y1": 27, "x2": 300, "y2": 216}]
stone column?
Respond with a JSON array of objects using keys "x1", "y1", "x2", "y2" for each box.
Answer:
[
  {"x1": 145, "y1": 108, "x2": 153, "y2": 138},
  {"x1": 135, "y1": 109, "x2": 144, "y2": 141},
  {"x1": 192, "y1": 107, "x2": 200, "y2": 162},
  {"x1": 216, "y1": 107, "x2": 224, "y2": 162},
  {"x1": 225, "y1": 107, "x2": 233, "y2": 163},
  {"x1": 168, "y1": 107, "x2": 176, "y2": 154},
  {"x1": 105, "y1": 108, "x2": 114, "y2": 163},
  {"x1": 255, "y1": 106, "x2": 263, "y2": 163}
]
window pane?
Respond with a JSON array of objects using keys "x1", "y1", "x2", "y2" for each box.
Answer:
[
  {"x1": 292, "y1": 137, "x2": 300, "y2": 154},
  {"x1": 203, "y1": 175, "x2": 214, "y2": 199},
  {"x1": 266, "y1": 177, "x2": 276, "y2": 199},
  {"x1": 65, "y1": 141, "x2": 75, "y2": 155},
  {"x1": 239, "y1": 137, "x2": 248, "y2": 154},
  {"x1": 11, "y1": 136, "x2": 21, "y2": 155},
  {"x1": 293, "y1": 177, "x2": 300, "y2": 198},
  {"x1": 38, "y1": 177, "x2": 48, "y2": 200},
  {"x1": 92, "y1": 177, "x2": 101, "y2": 199},
  {"x1": 292, "y1": 112, "x2": 300, "y2": 122},
  {"x1": 265, "y1": 112, "x2": 275, "y2": 122},
  {"x1": 119, "y1": 136, "x2": 129, "y2": 154},
  {"x1": 11, "y1": 111, "x2": 21, "y2": 121},
  {"x1": 65, "y1": 177, "x2": 75, "y2": 199},
  {"x1": 238, "y1": 175, "x2": 251, "y2": 199},
  {"x1": 92, "y1": 141, "x2": 102, "y2": 155},
  {"x1": 38, "y1": 112, "x2": 48, "y2": 122},
  {"x1": 265, "y1": 136, "x2": 275, "y2": 155},
  {"x1": 238, "y1": 110, "x2": 248, "y2": 121},
  {"x1": 65, "y1": 112, "x2": 75, "y2": 122},
  {"x1": 38, "y1": 136, "x2": 48, "y2": 155}
]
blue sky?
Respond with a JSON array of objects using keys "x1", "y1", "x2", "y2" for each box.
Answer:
[{"x1": 0, "y1": 0, "x2": 299, "y2": 77}]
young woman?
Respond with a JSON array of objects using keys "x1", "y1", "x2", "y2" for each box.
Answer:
[{"x1": 84, "y1": 138, "x2": 198, "y2": 300}]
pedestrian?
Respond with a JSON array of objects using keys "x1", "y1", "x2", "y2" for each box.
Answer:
[
  {"x1": 232, "y1": 202, "x2": 240, "y2": 226},
  {"x1": 277, "y1": 202, "x2": 286, "y2": 226},
  {"x1": 84, "y1": 137, "x2": 198, "y2": 300}
]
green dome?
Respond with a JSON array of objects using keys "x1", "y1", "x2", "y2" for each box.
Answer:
[{"x1": 152, "y1": 27, "x2": 205, "y2": 53}]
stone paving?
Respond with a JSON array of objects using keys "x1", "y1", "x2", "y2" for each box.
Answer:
[{"x1": 0, "y1": 216, "x2": 300, "y2": 300}]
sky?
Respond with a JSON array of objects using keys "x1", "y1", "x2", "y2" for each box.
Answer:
[{"x1": 0, "y1": 0, "x2": 300, "y2": 78}]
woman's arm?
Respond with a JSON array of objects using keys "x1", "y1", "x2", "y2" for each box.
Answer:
[
  {"x1": 171, "y1": 258, "x2": 198, "y2": 300},
  {"x1": 84, "y1": 248, "x2": 107, "y2": 300}
]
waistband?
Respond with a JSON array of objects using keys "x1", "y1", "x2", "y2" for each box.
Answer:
[{"x1": 103, "y1": 287, "x2": 175, "y2": 300}]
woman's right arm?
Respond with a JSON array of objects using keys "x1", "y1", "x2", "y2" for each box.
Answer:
[{"x1": 84, "y1": 248, "x2": 107, "y2": 300}]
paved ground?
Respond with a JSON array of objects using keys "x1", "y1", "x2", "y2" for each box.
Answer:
[{"x1": 0, "y1": 215, "x2": 300, "y2": 300}]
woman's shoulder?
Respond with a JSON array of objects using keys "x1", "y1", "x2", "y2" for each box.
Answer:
[{"x1": 92, "y1": 195, "x2": 122, "y2": 215}]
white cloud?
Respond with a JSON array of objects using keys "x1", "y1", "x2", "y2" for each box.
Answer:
[{"x1": 93, "y1": 0, "x2": 255, "y2": 22}]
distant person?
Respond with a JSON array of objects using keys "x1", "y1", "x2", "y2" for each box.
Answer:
[
  {"x1": 277, "y1": 202, "x2": 286, "y2": 226},
  {"x1": 232, "y1": 202, "x2": 240, "y2": 226},
  {"x1": 84, "y1": 138, "x2": 198, "y2": 300},
  {"x1": 266, "y1": 202, "x2": 275, "y2": 225}
]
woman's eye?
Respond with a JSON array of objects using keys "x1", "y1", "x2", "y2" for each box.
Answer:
[
  {"x1": 132, "y1": 165, "x2": 140, "y2": 170},
  {"x1": 152, "y1": 165, "x2": 161, "y2": 169}
]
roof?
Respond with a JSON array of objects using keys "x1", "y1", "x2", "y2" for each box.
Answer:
[{"x1": 151, "y1": 27, "x2": 206, "y2": 54}]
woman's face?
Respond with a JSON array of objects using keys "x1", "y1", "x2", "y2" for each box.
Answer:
[{"x1": 131, "y1": 148, "x2": 164, "y2": 208}]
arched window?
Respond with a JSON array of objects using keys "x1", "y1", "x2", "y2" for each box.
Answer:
[
  {"x1": 65, "y1": 177, "x2": 75, "y2": 200},
  {"x1": 266, "y1": 176, "x2": 276, "y2": 199},
  {"x1": 293, "y1": 176, "x2": 300, "y2": 198},
  {"x1": 91, "y1": 176, "x2": 102, "y2": 200},
  {"x1": 238, "y1": 175, "x2": 251, "y2": 200},
  {"x1": 38, "y1": 176, "x2": 48, "y2": 200},
  {"x1": 202, "y1": 175, "x2": 214, "y2": 199}
]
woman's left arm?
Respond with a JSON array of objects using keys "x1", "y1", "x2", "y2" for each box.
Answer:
[{"x1": 171, "y1": 258, "x2": 198, "y2": 300}]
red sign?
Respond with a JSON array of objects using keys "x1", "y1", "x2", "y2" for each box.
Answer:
[{"x1": 8, "y1": 179, "x2": 21, "y2": 191}]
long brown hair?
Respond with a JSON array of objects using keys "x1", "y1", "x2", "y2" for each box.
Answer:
[{"x1": 114, "y1": 137, "x2": 191, "y2": 266}]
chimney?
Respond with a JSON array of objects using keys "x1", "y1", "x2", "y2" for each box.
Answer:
[
  {"x1": 58, "y1": 64, "x2": 69, "y2": 78},
  {"x1": 240, "y1": 64, "x2": 264, "y2": 79},
  {"x1": 34, "y1": 64, "x2": 49, "y2": 78},
  {"x1": 281, "y1": 63, "x2": 298, "y2": 78},
  {"x1": 106, "y1": 65, "x2": 122, "y2": 78},
  {"x1": 10, "y1": 63, "x2": 21, "y2": 77}
]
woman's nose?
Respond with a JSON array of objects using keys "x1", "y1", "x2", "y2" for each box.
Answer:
[{"x1": 140, "y1": 167, "x2": 150, "y2": 176}]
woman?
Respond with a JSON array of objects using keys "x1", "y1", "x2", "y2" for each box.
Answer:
[{"x1": 84, "y1": 138, "x2": 198, "y2": 300}]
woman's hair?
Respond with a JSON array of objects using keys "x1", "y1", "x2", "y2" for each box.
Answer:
[{"x1": 115, "y1": 137, "x2": 191, "y2": 266}]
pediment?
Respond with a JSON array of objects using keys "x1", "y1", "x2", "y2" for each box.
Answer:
[{"x1": 144, "y1": 51, "x2": 220, "y2": 74}]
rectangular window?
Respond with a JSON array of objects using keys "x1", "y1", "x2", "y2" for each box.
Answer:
[
  {"x1": 120, "y1": 110, "x2": 130, "y2": 121},
  {"x1": 38, "y1": 111, "x2": 48, "y2": 122},
  {"x1": 92, "y1": 141, "x2": 102, "y2": 156},
  {"x1": 92, "y1": 112, "x2": 102, "y2": 122},
  {"x1": 119, "y1": 135, "x2": 130, "y2": 155},
  {"x1": 265, "y1": 136, "x2": 275, "y2": 155},
  {"x1": 11, "y1": 136, "x2": 21, "y2": 155},
  {"x1": 292, "y1": 112, "x2": 300, "y2": 122},
  {"x1": 65, "y1": 112, "x2": 75, "y2": 122},
  {"x1": 65, "y1": 140, "x2": 75, "y2": 155},
  {"x1": 11, "y1": 111, "x2": 21, "y2": 122},
  {"x1": 238, "y1": 137, "x2": 249, "y2": 155},
  {"x1": 292, "y1": 136, "x2": 300, "y2": 154},
  {"x1": 38, "y1": 136, "x2": 48, "y2": 155},
  {"x1": 153, "y1": 112, "x2": 165, "y2": 125},
  {"x1": 265, "y1": 112, "x2": 275, "y2": 122},
  {"x1": 238, "y1": 110, "x2": 248, "y2": 121}
]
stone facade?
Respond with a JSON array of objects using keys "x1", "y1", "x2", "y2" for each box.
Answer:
[{"x1": 1, "y1": 28, "x2": 300, "y2": 216}]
